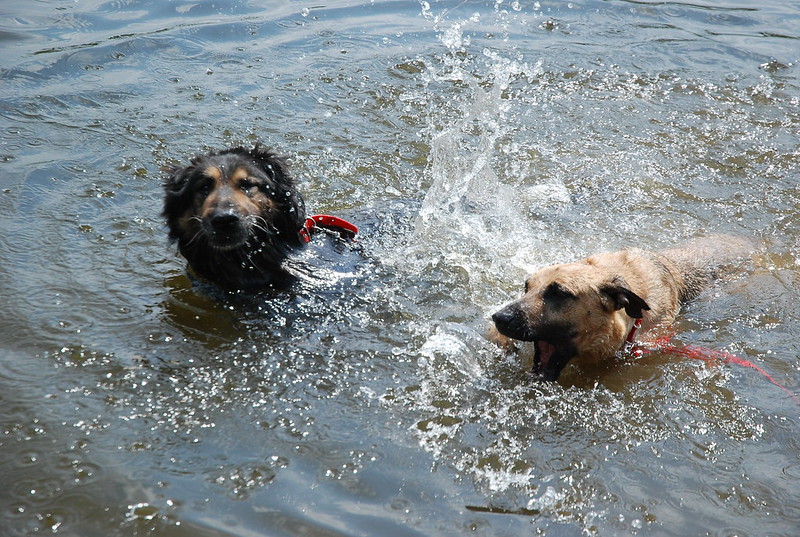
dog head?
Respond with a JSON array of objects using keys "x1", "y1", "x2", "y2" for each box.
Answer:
[
  {"x1": 162, "y1": 145, "x2": 306, "y2": 289},
  {"x1": 492, "y1": 262, "x2": 650, "y2": 381}
]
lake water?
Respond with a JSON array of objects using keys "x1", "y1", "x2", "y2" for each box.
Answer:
[{"x1": 1, "y1": 0, "x2": 799, "y2": 535}]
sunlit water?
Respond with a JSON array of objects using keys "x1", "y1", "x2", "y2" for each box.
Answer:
[{"x1": 1, "y1": 1, "x2": 799, "y2": 535}]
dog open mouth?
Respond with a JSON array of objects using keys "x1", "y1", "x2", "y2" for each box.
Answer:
[
  {"x1": 533, "y1": 339, "x2": 579, "y2": 381},
  {"x1": 491, "y1": 304, "x2": 578, "y2": 381},
  {"x1": 534, "y1": 340, "x2": 557, "y2": 380}
]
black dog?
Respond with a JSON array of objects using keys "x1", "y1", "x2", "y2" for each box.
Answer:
[{"x1": 163, "y1": 145, "x2": 306, "y2": 290}]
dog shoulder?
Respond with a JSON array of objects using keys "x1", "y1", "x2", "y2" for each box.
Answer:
[{"x1": 658, "y1": 234, "x2": 757, "y2": 301}]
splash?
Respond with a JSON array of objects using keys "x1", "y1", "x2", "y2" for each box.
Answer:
[
  {"x1": 379, "y1": 7, "x2": 773, "y2": 531},
  {"x1": 393, "y1": 10, "x2": 558, "y2": 296}
]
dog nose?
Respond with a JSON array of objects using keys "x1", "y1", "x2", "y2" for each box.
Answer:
[
  {"x1": 210, "y1": 211, "x2": 240, "y2": 230},
  {"x1": 492, "y1": 307, "x2": 515, "y2": 328},
  {"x1": 492, "y1": 303, "x2": 530, "y2": 341}
]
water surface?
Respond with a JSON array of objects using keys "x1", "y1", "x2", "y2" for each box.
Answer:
[{"x1": 1, "y1": 0, "x2": 799, "y2": 535}]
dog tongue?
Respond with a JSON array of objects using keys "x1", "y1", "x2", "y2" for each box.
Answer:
[{"x1": 536, "y1": 341, "x2": 556, "y2": 371}]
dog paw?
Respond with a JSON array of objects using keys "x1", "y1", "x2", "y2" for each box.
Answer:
[{"x1": 486, "y1": 325, "x2": 518, "y2": 352}]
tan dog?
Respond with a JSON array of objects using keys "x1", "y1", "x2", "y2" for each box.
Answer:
[{"x1": 491, "y1": 235, "x2": 754, "y2": 381}]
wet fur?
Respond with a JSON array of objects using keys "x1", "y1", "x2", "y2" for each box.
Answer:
[
  {"x1": 163, "y1": 145, "x2": 306, "y2": 290},
  {"x1": 491, "y1": 235, "x2": 754, "y2": 381}
]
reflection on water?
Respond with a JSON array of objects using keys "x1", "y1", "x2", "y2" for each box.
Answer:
[{"x1": 2, "y1": 0, "x2": 800, "y2": 535}]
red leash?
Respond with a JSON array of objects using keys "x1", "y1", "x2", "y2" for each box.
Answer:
[
  {"x1": 299, "y1": 214, "x2": 358, "y2": 243},
  {"x1": 659, "y1": 343, "x2": 800, "y2": 405},
  {"x1": 629, "y1": 332, "x2": 800, "y2": 405}
]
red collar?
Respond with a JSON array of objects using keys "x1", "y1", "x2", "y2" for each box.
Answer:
[
  {"x1": 299, "y1": 214, "x2": 359, "y2": 243},
  {"x1": 625, "y1": 318, "x2": 643, "y2": 345}
]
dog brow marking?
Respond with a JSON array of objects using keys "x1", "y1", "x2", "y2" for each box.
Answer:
[
  {"x1": 204, "y1": 166, "x2": 222, "y2": 181},
  {"x1": 230, "y1": 167, "x2": 250, "y2": 183}
]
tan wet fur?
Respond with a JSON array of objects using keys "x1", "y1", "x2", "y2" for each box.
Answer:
[{"x1": 490, "y1": 235, "x2": 756, "y2": 381}]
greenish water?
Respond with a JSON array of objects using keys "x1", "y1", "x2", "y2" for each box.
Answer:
[{"x1": 1, "y1": 1, "x2": 799, "y2": 535}]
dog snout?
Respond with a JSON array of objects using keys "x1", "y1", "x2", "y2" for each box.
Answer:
[
  {"x1": 492, "y1": 306, "x2": 516, "y2": 327},
  {"x1": 204, "y1": 210, "x2": 249, "y2": 248},
  {"x1": 492, "y1": 303, "x2": 530, "y2": 341},
  {"x1": 209, "y1": 211, "x2": 241, "y2": 231}
]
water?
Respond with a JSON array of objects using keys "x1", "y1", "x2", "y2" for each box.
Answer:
[{"x1": 1, "y1": 0, "x2": 799, "y2": 535}]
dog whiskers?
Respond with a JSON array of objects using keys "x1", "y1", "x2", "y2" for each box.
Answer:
[
  {"x1": 250, "y1": 224, "x2": 267, "y2": 235},
  {"x1": 183, "y1": 228, "x2": 207, "y2": 249},
  {"x1": 250, "y1": 215, "x2": 282, "y2": 237}
]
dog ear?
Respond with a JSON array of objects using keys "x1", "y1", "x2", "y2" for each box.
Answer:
[
  {"x1": 600, "y1": 277, "x2": 651, "y2": 318},
  {"x1": 162, "y1": 164, "x2": 191, "y2": 194},
  {"x1": 247, "y1": 145, "x2": 293, "y2": 185}
]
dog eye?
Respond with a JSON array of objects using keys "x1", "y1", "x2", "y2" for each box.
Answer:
[
  {"x1": 240, "y1": 179, "x2": 260, "y2": 193},
  {"x1": 542, "y1": 283, "x2": 575, "y2": 301},
  {"x1": 197, "y1": 180, "x2": 213, "y2": 198}
]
